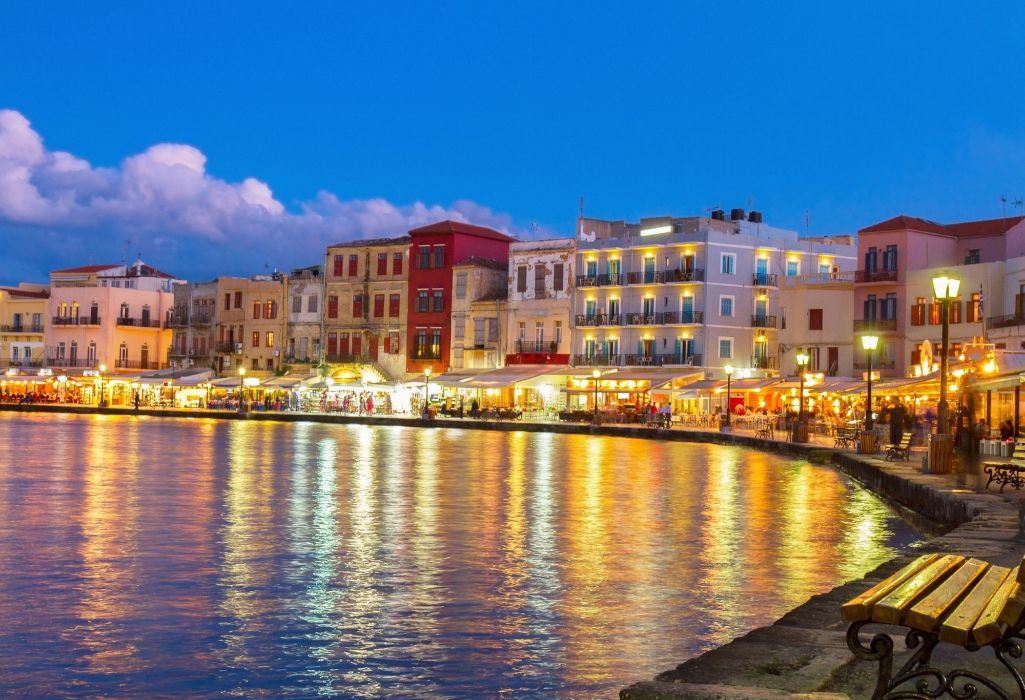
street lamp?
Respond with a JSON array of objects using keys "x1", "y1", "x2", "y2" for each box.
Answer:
[
  {"x1": 423, "y1": 367, "x2": 431, "y2": 418},
  {"x1": 98, "y1": 363, "x2": 106, "y2": 407},
  {"x1": 861, "y1": 335, "x2": 879, "y2": 431},
  {"x1": 796, "y1": 350, "x2": 810, "y2": 422},
  {"x1": 238, "y1": 366, "x2": 246, "y2": 414},
  {"x1": 932, "y1": 274, "x2": 961, "y2": 434},
  {"x1": 592, "y1": 368, "x2": 601, "y2": 424},
  {"x1": 723, "y1": 364, "x2": 734, "y2": 430}
]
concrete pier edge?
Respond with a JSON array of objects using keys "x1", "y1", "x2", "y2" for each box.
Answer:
[{"x1": 4, "y1": 404, "x2": 1020, "y2": 697}]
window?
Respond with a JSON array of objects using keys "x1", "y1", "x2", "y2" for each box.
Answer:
[
  {"x1": 455, "y1": 272, "x2": 467, "y2": 299},
  {"x1": 968, "y1": 292, "x2": 982, "y2": 323},
  {"x1": 929, "y1": 299, "x2": 941, "y2": 325},
  {"x1": 308, "y1": 295, "x2": 318, "y2": 313},
  {"x1": 809, "y1": 308, "x2": 823, "y2": 330},
  {"x1": 327, "y1": 295, "x2": 338, "y2": 319},
  {"x1": 389, "y1": 293, "x2": 400, "y2": 317},
  {"x1": 911, "y1": 297, "x2": 926, "y2": 326},
  {"x1": 965, "y1": 249, "x2": 980, "y2": 265},
  {"x1": 234, "y1": 292, "x2": 242, "y2": 308},
  {"x1": 881, "y1": 293, "x2": 897, "y2": 320},
  {"x1": 719, "y1": 337, "x2": 733, "y2": 359},
  {"x1": 352, "y1": 294, "x2": 364, "y2": 318},
  {"x1": 292, "y1": 296, "x2": 302, "y2": 313},
  {"x1": 265, "y1": 300, "x2": 276, "y2": 319},
  {"x1": 252, "y1": 331, "x2": 260, "y2": 347},
  {"x1": 487, "y1": 318, "x2": 499, "y2": 341},
  {"x1": 430, "y1": 327, "x2": 442, "y2": 357},
  {"x1": 386, "y1": 331, "x2": 400, "y2": 353},
  {"x1": 418, "y1": 246, "x2": 430, "y2": 269},
  {"x1": 377, "y1": 253, "x2": 388, "y2": 276},
  {"x1": 333, "y1": 254, "x2": 343, "y2": 277},
  {"x1": 266, "y1": 331, "x2": 274, "y2": 348},
  {"x1": 865, "y1": 247, "x2": 878, "y2": 272},
  {"x1": 949, "y1": 299, "x2": 962, "y2": 324},
  {"x1": 516, "y1": 266, "x2": 527, "y2": 293},
  {"x1": 883, "y1": 244, "x2": 898, "y2": 271},
  {"x1": 517, "y1": 321, "x2": 526, "y2": 340},
  {"x1": 786, "y1": 260, "x2": 799, "y2": 276},
  {"x1": 534, "y1": 321, "x2": 544, "y2": 350},
  {"x1": 224, "y1": 293, "x2": 231, "y2": 311},
  {"x1": 818, "y1": 262, "x2": 831, "y2": 274},
  {"x1": 534, "y1": 265, "x2": 546, "y2": 296},
  {"x1": 474, "y1": 318, "x2": 485, "y2": 346},
  {"x1": 554, "y1": 320, "x2": 562, "y2": 344},
  {"x1": 251, "y1": 358, "x2": 259, "y2": 370},
  {"x1": 553, "y1": 263, "x2": 565, "y2": 291},
  {"x1": 392, "y1": 252, "x2": 403, "y2": 275},
  {"x1": 719, "y1": 295, "x2": 734, "y2": 317},
  {"x1": 373, "y1": 294, "x2": 384, "y2": 318},
  {"x1": 433, "y1": 245, "x2": 445, "y2": 268},
  {"x1": 432, "y1": 289, "x2": 444, "y2": 312},
  {"x1": 720, "y1": 253, "x2": 736, "y2": 275},
  {"x1": 253, "y1": 300, "x2": 262, "y2": 319},
  {"x1": 455, "y1": 316, "x2": 466, "y2": 339},
  {"x1": 417, "y1": 289, "x2": 429, "y2": 313},
  {"x1": 348, "y1": 254, "x2": 359, "y2": 277}
]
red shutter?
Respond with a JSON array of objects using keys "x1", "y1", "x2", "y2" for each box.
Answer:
[
  {"x1": 352, "y1": 334, "x2": 362, "y2": 357},
  {"x1": 348, "y1": 254, "x2": 358, "y2": 277},
  {"x1": 374, "y1": 294, "x2": 384, "y2": 318},
  {"x1": 393, "y1": 253, "x2": 403, "y2": 276},
  {"x1": 809, "y1": 309, "x2": 823, "y2": 331},
  {"x1": 327, "y1": 295, "x2": 338, "y2": 319},
  {"x1": 389, "y1": 294, "x2": 400, "y2": 317},
  {"x1": 383, "y1": 335, "x2": 391, "y2": 353},
  {"x1": 377, "y1": 254, "x2": 387, "y2": 276},
  {"x1": 339, "y1": 333, "x2": 349, "y2": 357},
  {"x1": 353, "y1": 294, "x2": 363, "y2": 318},
  {"x1": 327, "y1": 333, "x2": 337, "y2": 356},
  {"x1": 333, "y1": 255, "x2": 343, "y2": 277}
]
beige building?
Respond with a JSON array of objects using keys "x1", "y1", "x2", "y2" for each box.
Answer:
[
  {"x1": 505, "y1": 239, "x2": 574, "y2": 364},
  {"x1": 450, "y1": 258, "x2": 507, "y2": 370},
  {"x1": 778, "y1": 271, "x2": 856, "y2": 376},
  {"x1": 324, "y1": 236, "x2": 409, "y2": 380},
  {"x1": 0, "y1": 283, "x2": 49, "y2": 368},
  {"x1": 46, "y1": 261, "x2": 178, "y2": 373},
  {"x1": 286, "y1": 265, "x2": 322, "y2": 367},
  {"x1": 213, "y1": 274, "x2": 288, "y2": 376},
  {"x1": 168, "y1": 280, "x2": 217, "y2": 369}
]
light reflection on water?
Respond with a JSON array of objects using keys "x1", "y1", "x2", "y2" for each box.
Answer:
[{"x1": 0, "y1": 413, "x2": 921, "y2": 697}]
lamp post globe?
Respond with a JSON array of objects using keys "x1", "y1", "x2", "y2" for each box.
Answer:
[
  {"x1": 931, "y1": 274, "x2": 960, "y2": 434},
  {"x1": 861, "y1": 335, "x2": 879, "y2": 431},
  {"x1": 795, "y1": 351, "x2": 810, "y2": 422},
  {"x1": 723, "y1": 364, "x2": 734, "y2": 430},
  {"x1": 98, "y1": 363, "x2": 107, "y2": 407}
]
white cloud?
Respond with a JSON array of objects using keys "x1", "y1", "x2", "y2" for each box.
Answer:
[{"x1": 0, "y1": 109, "x2": 547, "y2": 281}]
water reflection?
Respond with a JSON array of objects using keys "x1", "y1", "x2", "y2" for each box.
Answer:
[{"x1": 0, "y1": 414, "x2": 921, "y2": 697}]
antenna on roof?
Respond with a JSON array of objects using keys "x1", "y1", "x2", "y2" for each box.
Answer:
[
  {"x1": 578, "y1": 196, "x2": 584, "y2": 219},
  {"x1": 1002, "y1": 195, "x2": 1008, "y2": 221},
  {"x1": 804, "y1": 210, "x2": 810, "y2": 237},
  {"x1": 1013, "y1": 198, "x2": 1024, "y2": 213}
]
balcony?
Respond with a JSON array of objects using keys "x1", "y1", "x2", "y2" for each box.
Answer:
[
  {"x1": 750, "y1": 315, "x2": 777, "y2": 328},
  {"x1": 469, "y1": 340, "x2": 498, "y2": 350},
  {"x1": 571, "y1": 353, "x2": 702, "y2": 368},
  {"x1": 116, "y1": 317, "x2": 163, "y2": 329},
  {"x1": 854, "y1": 359, "x2": 896, "y2": 370},
  {"x1": 854, "y1": 269, "x2": 898, "y2": 284},
  {"x1": 988, "y1": 313, "x2": 1025, "y2": 330},
  {"x1": 51, "y1": 316, "x2": 101, "y2": 326},
  {"x1": 575, "y1": 314, "x2": 623, "y2": 327},
  {"x1": 751, "y1": 356, "x2": 777, "y2": 370},
  {"x1": 410, "y1": 348, "x2": 443, "y2": 361},
  {"x1": 0, "y1": 359, "x2": 44, "y2": 368},
  {"x1": 782, "y1": 271, "x2": 856, "y2": 286},
  {"x1": 168, "y1": 311, "x2": 213, "y2": 327},
  {"x1": 515, "y1": 340, "x2": 562, "y2": 354},
  {"x1": 752, "y1": 273, "x2": 778, "y2": 287},
  {"x1": 215, "y1": 341, "x2": 241, "y2": 354},
  {"x1": 572, "y1": 354, "x2": 620, "y2": 367},
  {"x1": 853, "y1": 318, "x2": 898, "y2": 332},
  {"x1": 115, "y1": 360, "x2": 164, "y2": 370},
  {"x1": 664, "y1": 269, "x2": 704, "y2": 283},
  {"x1": 47, "y1": 358, "x2": 98, "y2": 369},
  {"x1": 0, "y1": 324, "x2": 43, "y2": 333},
  {"x1": 575, "y1": 269, "x2": 705, "y2": 288}
]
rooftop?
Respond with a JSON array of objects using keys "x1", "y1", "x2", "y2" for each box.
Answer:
[
  {"x1": 0, "y1": 286, "x2": 49, "y2": 299},
  {"x1": 409, "y1": 220, "x2": 515, "y2": 242},
  {"x1": 860, "y1": 214, "x2": 1025, "y2": 238},
  {"x1": 452, "y1": 256, "x2": 507, "y2": 271},
  {"x1": 327, "y1": 235, "x2": 411, "y2": 249}
]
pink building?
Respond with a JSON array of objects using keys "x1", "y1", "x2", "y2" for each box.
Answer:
[
  {"x1": 46, "y1": 261, "x2": 180, "y2": 373},
  {"x1": 854, "y1": 215, "x2": 1025, "y2": 376}
]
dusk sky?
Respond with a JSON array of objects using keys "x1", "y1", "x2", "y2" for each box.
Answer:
[{"x1": 1, "y1": 2, "x2": 1024, "y2": 284}]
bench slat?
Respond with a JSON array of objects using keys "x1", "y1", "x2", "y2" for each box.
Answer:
[
  {"x1": 998, "y1": 581, "x2": 1025, "y2": 627},
  {"x1": 972, "y1": 566, "x2": 1019, "y2": 646},
  {"x1": 906, "y1": 558, "x2": 989, "y2": 632},
  {"x1": 841, "y1": 554, "x2": 940, "y2": 623},
  {"x1": 873, "y1": 555, "x2": 965, "y2": 625},
  {"x1": 939, "y1": 564, "x2": 1010, "y2": 646}
]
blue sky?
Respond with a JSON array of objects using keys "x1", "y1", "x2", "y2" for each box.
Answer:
[{"x1": 1, "y1": 1, "x2": 1024, "y2": 283}]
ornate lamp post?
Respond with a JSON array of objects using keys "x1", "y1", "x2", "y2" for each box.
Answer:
[
  {"x1": 796, "y1": 350, "x2": 810, "y2": 421},
  {"x1": 723, "y1": 364, "x2": 734, "y2": 430},
  {"x1": 97, "y1": 363, "x2": 106, "y2": 407},
  {"x1": 861, "y1": 335, "x2": 879, "y2": 431},
  {"x1": 238, "y1": 366, "x2": 246, "y2": 414},
  {"x1": 592, "y1": 368, "x2": 601, "y2": 424},
  {"x1": 423, "y1": 367, "x2": 431, "y2": 418},
  {"x1": 932, "y1": 274, "x2": 960, "y2": 434}
]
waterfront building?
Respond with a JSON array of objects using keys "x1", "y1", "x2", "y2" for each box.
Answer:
[
  {"x1": 285, "y1": 265, "x2": 322, "y2": 369},
  {"x1": 778, "y1": 270, "x2": 856, "y2": 376},
  {"x1": 449, "y1": 257, "x2": 508, "y2": 370},
  {"x1": 0, "y1": 283, "x2": 49, "y2": 369},
  {"x1": 212, "y1": 274, "x2": 288, "y2": 376},
  {"x1": 406, "y1": 221, "x2": 514, "y2": 375},
  {"x1": 505, "y1": 239, "x2": 574, "y2": 366},
  {"x1": 853, "y1": 215, "x2": 1025, "y2": 377},
  {"x1": 323, "y1": 236, "x2": 409, "y2": 381},
  {"x1": 168, "y1": 280, "x2": 217, "y2": 369},
  {"x1": 46, "y1": 261, "x2": 179, "y2": 373},
  {"x1": 573, "y1": 210, "x2": 856, "y2": 376}
]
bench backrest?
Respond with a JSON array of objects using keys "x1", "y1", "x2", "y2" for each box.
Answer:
[{"x1": 900, "y1": 433, "x2": 912, "y2": 447}]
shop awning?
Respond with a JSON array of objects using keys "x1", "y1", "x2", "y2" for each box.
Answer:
[
  {"x1": 431, "y1": 370, "x2": 488, "y2": 387},
  {"x1": 728, "y1": 377, "x2": 780, "y2": 392},
  {"x1": 210, "y1": 376, "x2": 249, "y2": 388},
  {"x1": 261, "y1": 376, "x2": 306, "y2": 389},
  {"x1": 458, "y1": 366, "x2": 563, "y2": 388}
]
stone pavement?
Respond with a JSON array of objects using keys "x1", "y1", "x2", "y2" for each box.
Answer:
[{"x1": 621, "y1": 445, "x2": 1025, "y2": 700}]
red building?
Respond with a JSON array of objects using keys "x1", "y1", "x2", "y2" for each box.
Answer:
[{"x1": 406, "y1": 220, "x2": 514, "y2": 374}]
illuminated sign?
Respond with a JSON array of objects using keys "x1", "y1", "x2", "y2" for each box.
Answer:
[{"x1": 639, "y1": 225, "x2": 672, "y2": 237}]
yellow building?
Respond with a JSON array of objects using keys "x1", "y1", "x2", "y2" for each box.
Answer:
[
  {"x1": 0, "y1": 283, "x2": 49, "y2": 368},
  {"x1": 213, "y1": 274, "x2": 288, "y2": 376}
]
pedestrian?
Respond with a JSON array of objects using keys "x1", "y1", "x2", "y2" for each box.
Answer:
[
  {"x1": 366, "y1": 395, "x2": 373, "y2": 415},
  {"x1": 133, "y1": 391, "x2": 140, "y2": 411},
  {"x1": 660, "y1": 402, "x2": 672, "y2": 428},
  {"x1": 889, "y1": 403, "x2": 905, "y2": 445}
]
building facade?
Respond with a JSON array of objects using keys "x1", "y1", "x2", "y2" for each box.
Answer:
[
  {"x1": 574, "y1": 211, "x2": 856, "y2": 376},
  {"x1": 212, "y1": 274, "x2": 288, "y2": 376},
  {"x1": 323, "y1": 236, "x2": 410, "y2": 380},
  {"x1": 0, "y1": 283, "x2": 49, "y2": 369},
  {"x1": 285, "y1": 265, "x2": 322, "y2": 368},
  {"x1": 406, "y1": 221, "x2": 514, "y2": 375},
  {"x1": 853, "y1": 215, "x2": 1025, "y2": 377},
  {"x1": 168, "y1": 280, "x2": 217, "y2": 369},
  {"x1": 505, "y1": 239, "x2": 574, "y2": 365},
  {"x1": 778, "y1": 271, "x2": 855, "y2": 376},
  {"x1": 46, "y1": 261, "x2": 178, "y2": 373},
  {"x1": 450, "y1": 258, "x2": 508, "y2": 370}
]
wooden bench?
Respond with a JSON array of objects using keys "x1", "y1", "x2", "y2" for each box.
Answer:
[
  {"x1": 984, "y1": 456, "x2": 1025, "y2": 493},
  {"x1": 834, "y1": 426, "x2": 859, "y2": 449},
  {"x1": 885, "y1": 432, "x2": 913, "y2": 462},
  {"x1": 842, "y1": 552, "x2": 1025, "y2": 698}
]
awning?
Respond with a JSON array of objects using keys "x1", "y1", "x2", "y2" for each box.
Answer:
[
  {"x1": 728, "y1": 377, "x2": 780, "y2": 392},
  {"x1": 457, "y1": 366, "x2": 561, "y2": 388},
  {"x1": 210, "y1": 376, "x2": 248, "y2": 388},
  {"x1": 261, "y1": 376, "x2": 306, "y2": 389},
  {"x1": 431, "y1": 370, "x2": 488, "y2": 387}
]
